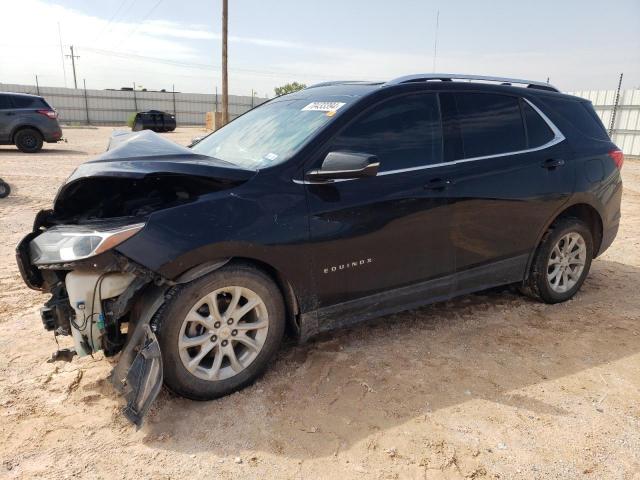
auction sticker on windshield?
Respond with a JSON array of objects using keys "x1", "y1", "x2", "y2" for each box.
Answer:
[{"x1": 302, "y1": 102, "x2": 346, "y2": 112}]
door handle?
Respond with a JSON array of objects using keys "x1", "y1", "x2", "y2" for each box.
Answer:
[
  {"x1": 541, "y1": 158, "x2": 565, "y2": 170},
  {"x1": 424, "y1": 178, "x2": 452, "y2": 191}
]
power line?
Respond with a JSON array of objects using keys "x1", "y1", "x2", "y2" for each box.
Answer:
[
  {"x1": 115, "y1": 0, "x2": 165, "y2": 48},
  {"x1": 107, "y1": 0, "x2": 139, "y2": 35},
  {"x1": 90, "y1": 0, "x2": 130, "y2": 42},
  {"x1": 78, "y1": 46, "x2": 334, "y2": 80}
]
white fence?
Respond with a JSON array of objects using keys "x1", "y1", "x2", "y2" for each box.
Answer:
[
  {"x1": 0, "y1": 83, "x2": 268, "y2": 126},
  {"x1": 2, "y1": 82, "x2": 638, "y2": 156},
  {"x1": 569, "y1": 89, "x2": 640, "y2": 158}
]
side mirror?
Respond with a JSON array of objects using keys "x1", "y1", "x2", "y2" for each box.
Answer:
[{"x1": 305, "y1": 152, "x2": 379, "y2": 182}]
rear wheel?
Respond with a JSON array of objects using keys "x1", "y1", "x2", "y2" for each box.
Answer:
[
  {"x1": 15, "y1": 128, "x2": 43, "y2": 153},
  {"x1": 156, "y1": 263, "x2": 285, "y2": 400},
  {"x1": 522, "y1": 218, "x2": 593, "y2": 303}
]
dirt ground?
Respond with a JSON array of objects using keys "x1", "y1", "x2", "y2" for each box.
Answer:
[{"x1": 1, "y1": 127, "x2": 639, "y2": 480}]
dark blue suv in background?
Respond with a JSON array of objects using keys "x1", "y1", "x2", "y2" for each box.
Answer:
[
  {"x1": 16, "y1": 74, "x2": 623, "y2": 425},
  {"x1": 0, "y1": 92, "x2": 63, "y2": 152}
]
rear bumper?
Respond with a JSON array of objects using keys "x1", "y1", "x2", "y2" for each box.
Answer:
[{"x1": 44, "y1": 128, "x2": 63, "y2": 143}]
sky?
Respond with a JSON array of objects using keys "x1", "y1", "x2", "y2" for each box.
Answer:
[{"x1": 0, "y1": 0, "x2": 638, "y2": 97}]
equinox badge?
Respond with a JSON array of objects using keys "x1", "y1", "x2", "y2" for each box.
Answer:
[{"x1": 324, "y1": 258, "x2": 373, "y2": 274}]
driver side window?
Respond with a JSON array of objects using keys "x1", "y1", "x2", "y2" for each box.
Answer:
[{"x1": 328, "y1": 93, "x2": 442, "y2": 172}]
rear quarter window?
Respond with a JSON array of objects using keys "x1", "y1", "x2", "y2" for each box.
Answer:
[
  {"x1": 11, "y1": 96, "x2": 48, "y2": 109},
  {"x1": 542, "y1": 97, "x2": 609, "y2": 142}
]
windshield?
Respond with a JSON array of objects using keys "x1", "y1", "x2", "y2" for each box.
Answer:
[{"x1": 191, "y1": 98, "x2": 348, "y2": 169}]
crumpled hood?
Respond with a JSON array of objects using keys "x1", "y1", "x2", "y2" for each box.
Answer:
[
  {"x1": 50, "y1": 130, "x2": 256, "y2": 222},
  {"x1": 65, "y1": 130, "x2": 255, "y2": 185}
]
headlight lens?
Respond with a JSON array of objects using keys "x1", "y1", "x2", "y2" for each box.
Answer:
[{"x1": 30, "y1": 223, "x2": 145, "y2": 265}]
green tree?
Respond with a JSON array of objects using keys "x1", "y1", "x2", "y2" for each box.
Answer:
[{"x1": 274, "y1": 81, "x2": 307, "y2": 97}]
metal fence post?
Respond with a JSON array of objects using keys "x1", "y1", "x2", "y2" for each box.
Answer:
[
  {"x1": 83, "y1": 79, "x2": 90, "y2": 125},
  {"x1": 133, "y1": 82, "x2": 138, "y2": 112},
  {"x1": 609, "y1": 73, "x2": 623, "y2": 137},
  {"x1": 172, "y1": 84, "x2": 177, "y2": 124}
]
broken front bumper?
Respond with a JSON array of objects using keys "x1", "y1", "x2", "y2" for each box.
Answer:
[
  {"x1": 110, "y1": 285, "x2": 166, "y2": 427},
  {"x1": 16, "y1": 227, "x2": 167, "y2": 427}
]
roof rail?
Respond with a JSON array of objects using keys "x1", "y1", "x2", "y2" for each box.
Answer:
[
  {"x1": 305, "y1": 80, "x2": 382, "y2": 90},
  {"x1": 383, "y1": 73, "x2": 559, "y2": 92}
]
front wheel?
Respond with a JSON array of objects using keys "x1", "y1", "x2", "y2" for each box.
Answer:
[
  {"x1": 156, "y1": 263, "x2": 285, "y2": 400},
  {"x1": 523, "y1": 218, "x2": 594, "y2": 304}
]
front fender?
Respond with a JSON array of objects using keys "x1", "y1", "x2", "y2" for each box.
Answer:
[{"x1": 115, "y1": 183, "x2": 315, "y2": 310}]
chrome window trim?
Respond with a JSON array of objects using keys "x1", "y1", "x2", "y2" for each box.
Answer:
[{"x1": 293, "y1": 97, "x2": 565, "y2": 185}]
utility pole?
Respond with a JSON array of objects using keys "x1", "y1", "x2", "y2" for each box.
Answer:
[
  {"x1": 35, "y1": 75, "x2": 40, "y2": 95},
  {"x1": 65, "y1": 45, "x2": 79, "y2": 89},
  {"x1": 221, "y1": 0, "x2": 229, "y2": 125}
]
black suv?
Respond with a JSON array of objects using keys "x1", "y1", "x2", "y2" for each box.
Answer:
[
  {"x1": 16, "y1": 74, "x2": 623, "y2": 425},
  {"x1": 0, "y1": 92, "x2": 63, "y2": 152},
  {"x1": 132, "y1": 110, "x2": 177, "y2": 132}
]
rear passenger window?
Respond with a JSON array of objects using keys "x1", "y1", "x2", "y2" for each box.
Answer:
[
  {"x1": 329, "y1": 93, "x2": 442, "y2": 171},
  {"x1": 0, "y1": 95, "x2": 12, "y2": 109},
  {"x1": 522, "y1": 101, "x2": 554, "y2": 147},
  {"x1": 454, "y1": 93, "x2": 526, "y2": 158},
  {"x1": 11, "y1": 96, "x2": 47, "y2": 108}
]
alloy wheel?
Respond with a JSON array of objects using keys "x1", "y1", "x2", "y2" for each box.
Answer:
[
  {"x1": 546, "y1": 232, "x2": 587, "y2": 293},
  {"x1": 178, "y1": 286, "x2": 269, "y2": 381}
]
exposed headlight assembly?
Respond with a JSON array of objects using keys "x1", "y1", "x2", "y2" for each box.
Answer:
[{"x1": 30, "y1": 223, "x2": 145, "y2": 265}]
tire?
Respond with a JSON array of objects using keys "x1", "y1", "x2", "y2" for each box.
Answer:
[
  {"x1": 14, "y1": 128, "x2": 43, "y2": 153},
  {"x1": 0, "y1": 180, "x2": 9, "y2": 198},
  {"x1": 156, "y1": 263, "x2": 285, "y2": 400},
  {"x1": 522, "y1": 218, "x2": 593, "y2": 304}
]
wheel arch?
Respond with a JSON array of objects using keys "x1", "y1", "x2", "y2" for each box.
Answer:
[
  {"x1": 11, "y1": 124, "x2": 44, "y2": 143},
  {"x1": 524, "y1": 202, "x2": 603, "y2": 280},
  {"x1": 175, "y1": 256, "x2": 302, "y2": 339}
]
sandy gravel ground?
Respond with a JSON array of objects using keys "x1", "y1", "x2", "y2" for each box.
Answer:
[{"x1": 1, "y1": 127, "x2": 639, "y2": 479}]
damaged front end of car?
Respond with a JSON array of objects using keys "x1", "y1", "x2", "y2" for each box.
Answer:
[
  {"x1": 15, "y1": 130, "x2": 254, "y2": 427},
  {"x1": 17, "y1": 215, "x2": 168, "y2": 426}
]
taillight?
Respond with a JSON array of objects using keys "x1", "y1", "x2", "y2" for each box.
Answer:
[
  {"x1": 36, "y1": 109, "x2": 57, "y2": 119},
  {"x1": 608, "y1": 149, "x2": 624, "y2": 170}
]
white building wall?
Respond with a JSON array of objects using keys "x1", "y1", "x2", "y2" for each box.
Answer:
[{"x1": 0, "y1": 83, "x2": 268, "y2": 126}]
